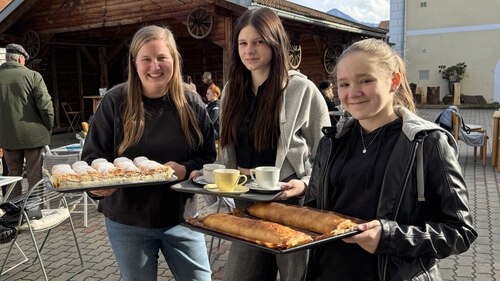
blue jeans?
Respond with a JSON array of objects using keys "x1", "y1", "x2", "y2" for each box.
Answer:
[{"x1": 105, "y1": 218, "x2": 211, "y2": 281}]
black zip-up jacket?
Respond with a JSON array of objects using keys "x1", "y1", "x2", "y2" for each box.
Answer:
[
  {"x1": 82, "y1": 84, "x2": 216, "y2": 228},
  {"x1": 305, "y1": 107, "x2": 477, "y2": 281}
]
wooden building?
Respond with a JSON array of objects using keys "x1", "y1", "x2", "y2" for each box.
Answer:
[{"x1": 0, "y1": 0, "x2": 386, "y2": 128}]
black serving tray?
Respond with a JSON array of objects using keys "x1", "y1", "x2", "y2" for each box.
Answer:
[
  {"x1": 184, "y1": 215, "x2": 361, "y2": 254},
  {"x1": 171, "y1": 179, "x2": 283, "y2": 202},
  {"x1": 46, "y1": 176, "x2": 178, "y2": 193}
]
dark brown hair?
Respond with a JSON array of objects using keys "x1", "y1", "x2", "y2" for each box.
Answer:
[{"x1": 220, "y1": 7, "x2": 289, "y2": 151}]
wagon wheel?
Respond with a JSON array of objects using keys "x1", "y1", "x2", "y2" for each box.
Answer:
[
  {"x1": 289, "y1": 40, "x2": 302, "y2": 69},
  {"x1": 323, "y1": 47, "x2": 337, "y2": 74},
  {"x1": 23, "y1": 30, "x2": 40, "y2": 58},
  {"x1": 187, "y1": 8, "x2": 214, "y2": 39}
]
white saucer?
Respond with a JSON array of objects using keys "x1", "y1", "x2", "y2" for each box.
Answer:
[
  {"x1": 193, "y1": 176, "x2": 210, "y2": 185},
  {"x1": 245, "y1": 182, "x2": 283, "y2": 193},
  {"x1": 203, "y1": 184, "x2": 249, "y2": 194}
]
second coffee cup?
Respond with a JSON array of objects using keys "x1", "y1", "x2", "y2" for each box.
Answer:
[
  {"x1": 203, "y1": 163, "x2": 226, "y2": 184},
  {"x1": 213, "y1": 169, "x2": 247, "y2": 192},
  {"x1": 250, "y1": 166, "x2": 280, "y2": 190}
]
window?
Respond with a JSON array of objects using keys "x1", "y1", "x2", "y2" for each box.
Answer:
[
  {"x1": 420, "y1": 1, "x2": 427, "y2": 7},
  {"x1": 419, "y1": 70, "x2": 429, "y2": 81}
]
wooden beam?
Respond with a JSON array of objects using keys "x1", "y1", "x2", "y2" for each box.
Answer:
[
  {"x1": 313, "y1": 35, "x2": 324, "y2": 58},
  {"x1": 77, "y1": 47, "x2": 84, "y2": 120},
  {"x1": 222, "y1": 16, "x2": 232, "y2": 84},
  {"x1": 51, "y1": 47, "x2": 61, "y2": 128},
  {"x1": 79, "y1": 46, "x2": 98, "y2": 71},
  {"x1": 98, "y1": 47, "x2": 109, "y2": 88}
]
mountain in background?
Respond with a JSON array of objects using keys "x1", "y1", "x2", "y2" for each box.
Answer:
[{"x1": 327, "y1": 8, "x2": 379, "y2": 28}]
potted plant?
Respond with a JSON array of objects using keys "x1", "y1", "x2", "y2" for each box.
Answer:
[{"x1": 438, "y1": 62, "x2": 467, "y2": 94}]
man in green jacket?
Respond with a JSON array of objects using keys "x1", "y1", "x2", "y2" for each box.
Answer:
[{"x1": 0, "y1": 43, "x2": 54, "y2": 197}]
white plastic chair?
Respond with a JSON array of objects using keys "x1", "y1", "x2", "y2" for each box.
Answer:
[{"x1": 0, "y1": 154, "x2": 85, "y2": 280}]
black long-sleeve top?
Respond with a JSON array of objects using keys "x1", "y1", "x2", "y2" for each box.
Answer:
[{"x1": 81, "y1": 84, "x2": 216, "y2": 228}]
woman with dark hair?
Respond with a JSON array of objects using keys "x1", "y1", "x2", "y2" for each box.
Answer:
[
  {"x1": 81, "y1": 25, "x2": 215, "y2": 281},
  {"x1": 219, "y1": 7, "x2": 330, "y2": 281},
  {"x1": 318, "y1": 80, "x2": 339, "y2": 111}
]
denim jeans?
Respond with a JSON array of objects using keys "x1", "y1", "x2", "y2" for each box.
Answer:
[
  {"x1": 105, "y1": 218, "x2": 211, "y2": 281},
  {"x1": 224, "y1": 242, "x2": 308, "y2": 281}
]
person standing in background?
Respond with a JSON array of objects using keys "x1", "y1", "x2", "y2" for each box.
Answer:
[
  {"x1": 184, "y1": 75, "x2": 197, "y2": 93},
  {"x1": 199, "y1": 71, "x2": 214, "y2": 103},
  {"x1": 318, "y1": 80, "x2": 340, "y2": 111},
  {"x1": 0, "y1": 43, "x2": 54, "y2": 198},
  {"x1": 206, "y1": 84, "x2": 221, "y2": 139},
  {"x1": 0, "y1": 148, "x2": 9, "y2": 196},
  {"x1": 219, "y1": 7, "x2": 330, "y2": 281}
]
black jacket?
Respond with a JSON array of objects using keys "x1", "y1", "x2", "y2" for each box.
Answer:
[
  {"x1": 206, "y1": 99, "x2": 220, "y2": 138},
  {"x1": 82, "y1": 84, "x2": 216, "y2": 228},
  {"x1": 305, "y1": 108, "x2": 477, "y2": 281}
]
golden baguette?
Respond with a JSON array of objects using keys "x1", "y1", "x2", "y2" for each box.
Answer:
[
  {"x1": 200, "y1": 213, "x2": 313, "y2": 249},
  {"x1": 246, "y1": 202, "x2": 357, "y2": 235}
]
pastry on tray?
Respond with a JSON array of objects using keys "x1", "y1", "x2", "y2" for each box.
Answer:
[
  {"x1": 197, "y1": 213, "x2": 313, "y2": 249},
  {"x1": 246, "y1": 202, "x2": 358, "y2": 235},
  {"x1": 48, "y1": 156, "x2": 175, "y2": 188}
]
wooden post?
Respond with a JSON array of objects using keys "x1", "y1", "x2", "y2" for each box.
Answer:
[
  {"x1": 427, "y1": 86, "x2": 440, "y2": 104},
  {"x1": 453, "y1": 82, "x2": 461, "y2": 105},
  {"x1": 417, "y1": 87, "x2": 425, "y2": 104}
]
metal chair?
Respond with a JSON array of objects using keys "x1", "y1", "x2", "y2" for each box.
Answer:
[
  {"x1": 0, "y1": 153, "x2": 85, "y2": 280},
  {"x1": 61, "y1": 102, "x2": 82, "y2": 138},
  {"x1": 43, "y1": 147, "x2": 96, "y2": 228}
]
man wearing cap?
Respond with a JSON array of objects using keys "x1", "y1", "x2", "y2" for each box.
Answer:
[
  {"x1": 200, "y1": 71, "x2": 214, "y2": 104},
  {"x1": 0, "y1": 43, "x2": 54, "y2": 197}
]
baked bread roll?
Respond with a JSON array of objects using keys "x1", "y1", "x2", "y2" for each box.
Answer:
[
  {"x1": 246, "y1": 202, "x2": 357, "y2": 235},
  {"x1": 113, "y1": 157, "x2": 141, "y2": 175},
  {"x1": 200, "y1": 213, "x2": 313, "y2": 249},
  {"x1": 48, "y1": 156, "x2": 175, "y2": 188},
  {"x1": 50, "y1": 164, "x2": 80, "y2": 187}
]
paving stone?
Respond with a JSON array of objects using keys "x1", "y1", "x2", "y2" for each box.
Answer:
[{"x1": 1, "y1": 109, "x2": 499, "y2": 280}]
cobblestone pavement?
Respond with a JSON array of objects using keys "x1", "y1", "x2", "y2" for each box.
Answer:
[{"x1": 0, "y1": 108, "x2": 499, "y2": 280}]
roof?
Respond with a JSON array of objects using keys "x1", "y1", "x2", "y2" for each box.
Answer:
[{"x1": 250, "y1": 0, "x2": 386, "y2": 37}]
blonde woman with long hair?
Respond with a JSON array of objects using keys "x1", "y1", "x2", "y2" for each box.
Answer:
[{"x1": 82, "y1": 25, "x2": 215, "y2": 281}]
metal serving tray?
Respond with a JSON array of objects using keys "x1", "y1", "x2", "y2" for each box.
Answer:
[
  {"x1": 171, "y1": 179, "x2": 283, "y2": 202},
  {"x1": 46, "y1": 175, "x2": 178, "y2": 193},
  {"x1": 184, "y1": 213, "x2": 362, "y2": 254}
]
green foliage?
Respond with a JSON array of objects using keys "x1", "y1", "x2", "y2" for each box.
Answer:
[{"x1": 438, "y1": 62, "x2": 467, "y2": 83}]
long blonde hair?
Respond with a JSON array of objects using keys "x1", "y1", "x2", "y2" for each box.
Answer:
[
  {"x1": 118, "y1": 25, "x2": 203, "y2": 155},
  {"x1": 336, "y1": 38, "x2": 416, "y2": 113}
]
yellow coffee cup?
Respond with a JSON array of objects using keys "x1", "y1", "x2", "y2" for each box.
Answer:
[{"x1": 213, "y1": 169, "x2": 247, "y2": 192}]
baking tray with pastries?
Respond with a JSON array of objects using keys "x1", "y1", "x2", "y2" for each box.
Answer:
[
  {"x1": 44, "y1": 156, "x2": 177, "y2": 193},
  {"x1": 185, "y1": 202, "x2": 364, "y2": 254}
]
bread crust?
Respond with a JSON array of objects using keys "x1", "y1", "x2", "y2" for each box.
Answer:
[
  {"x1": 246, "y1": 202, "x2": 357, "y2": 235},
  {"x1": 48, "y1": 157, "x2": 174, "y2": 188},
  {"x1": 200, "y1": 213, "x2": 313, "y2": 249}
]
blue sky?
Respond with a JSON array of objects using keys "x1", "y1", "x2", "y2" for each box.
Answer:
[{"x1": 288, "y1": 0, "x2": 390, "y2": 24}]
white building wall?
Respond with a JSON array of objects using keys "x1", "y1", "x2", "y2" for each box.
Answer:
[
  {"x1": 0, "y1": 48, "x2": 5, "y2": 65},
  {"x1": 390, "y1": 0, "x2": 500, "y2": 103},
  {"x1": 388, "y1": 0, "x2": 405, "y2": 56}
]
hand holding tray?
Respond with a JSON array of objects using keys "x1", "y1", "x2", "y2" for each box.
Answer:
[{"x1": 184, "y1": 203, "x2": 364, "y2": 254}]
